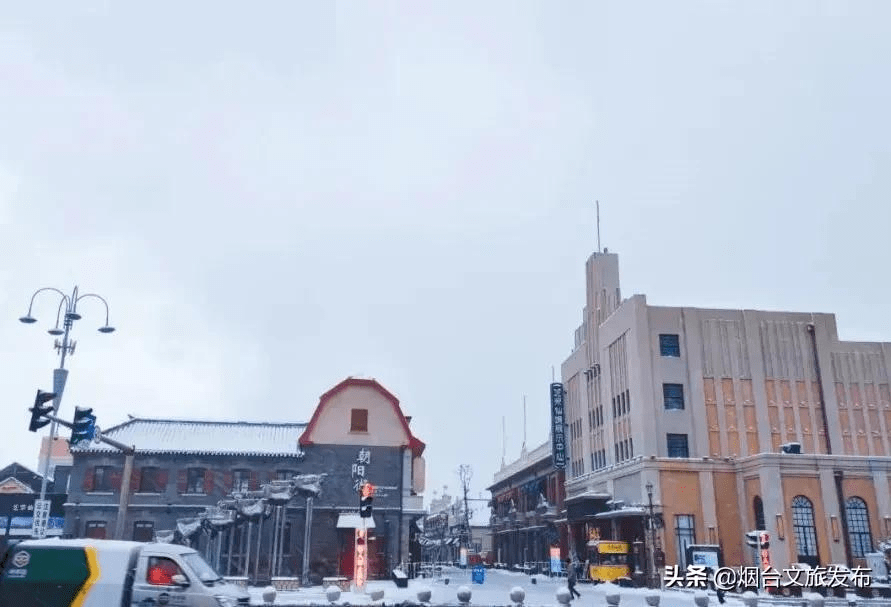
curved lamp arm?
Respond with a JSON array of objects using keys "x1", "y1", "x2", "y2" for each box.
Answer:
[
  {"x1": 19, "y1": 287, "x2": 69, "y2": 323},
  {"x1": 76, "y1": 293, "x2": 115, "y2": 332}
]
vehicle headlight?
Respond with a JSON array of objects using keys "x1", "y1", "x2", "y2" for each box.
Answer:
[{"x1": 215, "y1": 596, "x2": 238, "y2": 607}]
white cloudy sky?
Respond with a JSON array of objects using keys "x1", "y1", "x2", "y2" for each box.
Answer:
[{"x1": 1, "y1": 2, "x2": 889, "y2": 505}]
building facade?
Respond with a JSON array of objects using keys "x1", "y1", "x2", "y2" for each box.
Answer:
[
  {"x1": 561, "y1": 250, "x2": 891, "y2": 573},
  {"x1": 64, "y1": 377, "x2": 426, "y2": 583},
  {"x1": 488, "y1": 440, "x2": 565, "y2": 568}
]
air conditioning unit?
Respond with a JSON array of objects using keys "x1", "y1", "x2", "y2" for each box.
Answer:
[{"x1": 781, "y1": 442, "x2": 802, "y2": 454}]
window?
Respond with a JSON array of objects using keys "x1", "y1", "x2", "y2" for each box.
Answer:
[
  {"x1": 663, "y1": 384, "x2": 685, "y2": 410},
  {"x1": 85, "y1": 521, "x2": 107, "y2": 539},
  {"x1": 146, "y1": 556, "x2": 184, "y2": 586},
  {"x1": 667, "y1": 434, "x2": 689, "y2": 458},
  {"x1": 846, "y1": 497, "x2": 873, "y2": 558},
  {"x1": 282, "y1": 522, "x2": 292, "y2": 554},
  {"x1": 276, "y1": 470, "x2": 295, "y2": 481},
  {"x1": 791, "y1": 495, "x2": 819, "y2": 567},
  {"x1": 133, "y1": 521, "x2": 154, "y2": 542},
  {"x1": 186, "y1": 468, "x2": 206, "y2": 494},
  {"x1": 92, "y1": 466, "x2": 114, "y2": 492},
  {"x1": 675, "y1": 515, "x2": 696, "y2": 569},
  {"x1": 232, "y1": 469, "x2": 250, "y2": 493},
  {"x1": 138, "y1": 467, "x2": 165, "y2": 493},
  {"x1": 350, "y1": 408, "x2": 368, "y2": 432},
  {"x1": 660, "y1": 334, "x2": 680, "y2": 357},
  {"x1": 753, "y1": 496, "x2": 766, "y2": 530}
]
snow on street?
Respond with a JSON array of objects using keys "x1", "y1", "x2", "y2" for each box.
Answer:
[{"x1": 247, "y1": 567, "x2": 746, "y2": 607}]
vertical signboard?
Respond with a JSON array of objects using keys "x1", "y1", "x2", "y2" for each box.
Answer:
[
  {"x1": 31, "y1": 499, "x2": 51, "y2": 539},
  {"x1": 550, "y1": 547, "x2": 562, "y2": 573},
  {"x1": 355, "y1": 527, "x2": 368, "y2": 590},
  {"x1": 550, "y1": 383, "x2": 566, "y2": 469}
]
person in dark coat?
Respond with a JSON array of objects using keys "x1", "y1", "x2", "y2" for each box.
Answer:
[{"x1": 566, "y1": 558, "x2": 581, "y2": 599}]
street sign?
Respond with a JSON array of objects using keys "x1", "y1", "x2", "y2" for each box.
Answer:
[
  {"x1": 31, "y1": 499, "x2": 51, "y2": 538},
  {"x1": 472, "y1": 565, "x2": 485, "y2": 584}
]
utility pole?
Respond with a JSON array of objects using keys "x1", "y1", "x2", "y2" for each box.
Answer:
[
  {"x1": 458, "y1": 465, "x2": 473, "y2": 555},
  {"x1": 18, "y1": 286, "x2": 115, "y2": 511}
]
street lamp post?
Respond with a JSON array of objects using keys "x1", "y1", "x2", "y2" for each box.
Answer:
[
  {"x1": 645, "y1": 481, "x2": 658, "y2": 589},
  {"x1": 19, "y1": 286, "x2": 115, "y2": 509}
]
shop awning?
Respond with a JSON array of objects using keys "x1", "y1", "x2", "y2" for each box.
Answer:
[{"x1": 336, "y1": 513, "x2": 376, "y2": 529}]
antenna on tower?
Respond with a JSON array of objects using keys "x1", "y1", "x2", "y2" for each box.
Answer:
[
  {"x1": 596, "y1": 200, "x2": 602, "y2": 253},
  {"x1": 552, "y1": 366, "x2": 555, "y2": 382},
  {"x1": 501, "y1": 416, "x2": 506, "y2": 467},
  {"x1": 522, "y1": 395, "x2": 527, "y2": 454}
]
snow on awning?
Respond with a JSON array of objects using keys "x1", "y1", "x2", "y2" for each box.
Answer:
[
  {"x1": 594, "y1": 507, "x2": 647, "y2": 519},
  {"x1": 336, "y1": 513, "x2": 376, "y2": 529}
]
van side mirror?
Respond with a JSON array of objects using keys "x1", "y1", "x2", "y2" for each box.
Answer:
[{"x1": 171, "y1": 574, "x2": 189, "y2": 587}]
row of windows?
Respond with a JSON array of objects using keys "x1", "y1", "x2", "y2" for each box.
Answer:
[
  {"x1": 591, "y1": 449, "x2": 607, "y2": 470},
  {"x1": 612, "y1": 390, "x2": 630, "y2": 418},
  {"x1": 615, "y1": 437, "x2": 633, "y2": 462},
  {"x1": 588, "y1": 405, "x2": 604, "y2": 430},
  {"x1": 569, "y1": 418, "x2": 583, "y2": 441},
  {"x1": 91, "y1": 466, "x2": 297, "y2": 493},
  {"x1": 784, "y1": 495, "x2": 875, "y2": 561}
]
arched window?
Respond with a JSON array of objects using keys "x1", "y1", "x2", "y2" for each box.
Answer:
[
  {"x1": 791, "y1": 495, "x2": 819, "y2": 566},
  {"x1": 845, "y1": 497, "x2": 873, "y2": 558},
  {"x1": 753, "y1": 496, "x2": 766, "y2": 530}
]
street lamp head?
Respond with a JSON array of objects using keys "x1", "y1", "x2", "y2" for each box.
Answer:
[
  {"x1": 47, "y1": 327, "x2": 64, "y2": 336},
  {"x1": 65, "y1": 312, "x2": 82, "y2": 321},
  {"x1": 98, "y1": 325, "x2": 116, "y2": 334},
  {"x1": 19, "y1": 315, "x2": 37, "y2": 324}
]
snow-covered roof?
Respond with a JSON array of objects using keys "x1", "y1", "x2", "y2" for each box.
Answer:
[{"x1": 74, "y1": 417, "x2": 307, "y2": 457}]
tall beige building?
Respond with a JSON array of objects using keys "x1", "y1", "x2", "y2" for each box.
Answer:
[{"x1": 561, "y1": 251, "x2": 891, "y2": 573}]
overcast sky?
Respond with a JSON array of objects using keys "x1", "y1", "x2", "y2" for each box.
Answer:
[{"x1": 1, "y1": 1, "x2": 889, "y2": 508}]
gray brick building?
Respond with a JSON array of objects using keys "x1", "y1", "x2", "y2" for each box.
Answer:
[{"x1": 64, "y1": 377, "x2": 427, "y2": 583}]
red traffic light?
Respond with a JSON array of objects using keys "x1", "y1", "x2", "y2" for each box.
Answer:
[{"x1": 361, "y1": 482, "x2": 375, "y2": 498}]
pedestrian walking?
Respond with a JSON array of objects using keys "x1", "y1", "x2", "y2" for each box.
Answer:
[{"x1": 566, "y1": 558, "x2": 581, "y2": 599}]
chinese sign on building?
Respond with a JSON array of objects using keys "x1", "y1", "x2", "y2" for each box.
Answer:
[
  {"x1": 351, "y1": 448, "x2": 372, "y2": 492},
  {"x1": 550, "y1": 383, "x2": 566, "y2": 469}
]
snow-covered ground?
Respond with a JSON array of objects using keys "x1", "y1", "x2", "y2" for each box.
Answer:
[{"x1": 246, "y1": 567, "x2": 748, "y2": 607}]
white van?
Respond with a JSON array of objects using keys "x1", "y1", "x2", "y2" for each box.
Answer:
[{"x1": 0, "y1": 538, "x2": 250, "y2": 607}]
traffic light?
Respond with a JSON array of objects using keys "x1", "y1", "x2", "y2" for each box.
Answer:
[
  {"x1": 28, "y1": 390, "x2": 56, "y2": 432},
  {"x1": 360, "y1": 482, "x2": 375, "y2": 518},
  {"x1": 71, "y1": 407, "x2": 97, "y2": 445},
  {"x1": 759, "y1": 531, "x2": 770, "y2": 550},
  {"x1": 745, "y1": 530, "x2": 759, "y2": 548}
]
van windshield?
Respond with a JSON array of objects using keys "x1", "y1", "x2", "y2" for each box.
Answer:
[{"x1": 182, "y1": 552, "x2": 223, "y2": 585}]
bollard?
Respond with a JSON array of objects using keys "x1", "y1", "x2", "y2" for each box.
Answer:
[
  {"x1": 326, "y1": 585, "x2": 341, "y2": 603},
  {"x1": 605, "y1": 591, "x2": 621, "y2": 607},
  {"x1": 644, "y1": 592, "x2": 660, "y2": 607},
  {"x1": 805, "y1": 591, "x2": 824, "y2": 607},
  {"x1": 741, "y1": 590, "x2": 759, "y2": 607},
  {"x1": 457, "y1": 585, "x2": 472, "y2": 605},
  {"x1": 556, "y1": 586, "x2": 571, "y2": 606},
  {"x1": 262, "y1": 586, "x2": 277, "y2": 605},
  {"x1": 510, "y1": 586, "x2": 526, "y2": 606},
  {"x1": 694, "y1": 591, "x2": 709, "y2": 607},
  {"x1": 416, "y1": 586, "x2": 432, "y2": 603}
]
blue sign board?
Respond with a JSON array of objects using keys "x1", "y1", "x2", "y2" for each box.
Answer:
[
  {"x1": 472, "y1": 566, "x2": 485, "y2": 584},
  {"x1": 550, "y1": 383, "x2": 566, "y2": 469}
]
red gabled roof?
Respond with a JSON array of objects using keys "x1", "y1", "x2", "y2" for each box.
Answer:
[{"x1": 298, "y1": 377, "x2": 426, "y2": 457}]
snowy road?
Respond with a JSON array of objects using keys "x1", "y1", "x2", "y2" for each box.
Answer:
[{"x1": 244, "y1": 567, "x2": 829, "y2": 607}]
